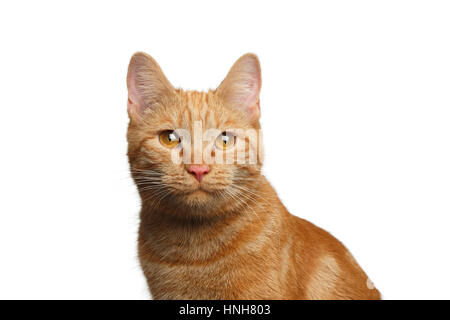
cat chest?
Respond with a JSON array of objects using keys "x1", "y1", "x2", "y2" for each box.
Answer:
[{"x1": 140, "y1": 250, "x2": 284, "y2": 299}]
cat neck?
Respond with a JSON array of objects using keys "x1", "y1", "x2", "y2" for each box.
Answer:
[{"x1": 138, "y1": 176, "x2": 282, "y2": 263}]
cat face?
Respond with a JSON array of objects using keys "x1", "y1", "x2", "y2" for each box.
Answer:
[{"x1": 127, "y1": 53, "x2": 263, "y2": 216}]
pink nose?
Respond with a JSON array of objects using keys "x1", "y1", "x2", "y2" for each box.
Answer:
[{"x1": 188, "y1": 165, "x2": 210, "y2": 182}]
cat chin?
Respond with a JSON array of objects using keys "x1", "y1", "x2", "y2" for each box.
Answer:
[
  {"x1": 167, "y1": 188, "x2": 230, "y2": 212},
  {"x1": 183, "y1": 189, "x2": 216, "y2": 205}
]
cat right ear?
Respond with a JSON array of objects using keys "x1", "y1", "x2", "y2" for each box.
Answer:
[
  {"x1": 216, "y1": 53, "x2": 262, "y2": 122},
  {"x1": 126, "y1": 52, "x2": 174, "y2": 120}
]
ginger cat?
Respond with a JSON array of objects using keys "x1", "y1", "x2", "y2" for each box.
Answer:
[{"x1": 126, "y1": 52, "x2": 381, "y2": 300}]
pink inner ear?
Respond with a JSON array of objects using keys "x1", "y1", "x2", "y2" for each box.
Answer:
[
  {"x1": 127, "y1": 70, "x2": 146, "y2": 115},
  {"x1": 241, "y1": 80, "x2": 260, "y2": 112}
]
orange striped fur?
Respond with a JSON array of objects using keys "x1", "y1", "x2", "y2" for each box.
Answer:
[{"x1": 126, "y1": 52, "x2": 381, "y2": 300}]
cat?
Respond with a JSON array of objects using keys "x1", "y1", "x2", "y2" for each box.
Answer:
[{"x1": 126, "y1": 52, "x2": 381, "y2": 300}]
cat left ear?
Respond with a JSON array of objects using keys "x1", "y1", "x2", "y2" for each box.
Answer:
[
  {"x1": 216, "y1": 53, "x2": 262, "y2": 122},
  {"x1": 127, "y1": 52, "x2": 174, "y2": 120}
]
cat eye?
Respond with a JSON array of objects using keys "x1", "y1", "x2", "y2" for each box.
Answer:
[
  {"x1": 159, "y1": 130, "x2": 181, "y2": 148},
  {"x1": 215, "y1": 132, "x2": 236, "y2": 150}
]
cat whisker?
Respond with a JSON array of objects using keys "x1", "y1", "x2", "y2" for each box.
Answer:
[
  {"x1": 219, "y1": 186, "x2": 259, "y2": 222},
  {"x1": 229, "y1": 183, "x2": 272, "y2": 211}
]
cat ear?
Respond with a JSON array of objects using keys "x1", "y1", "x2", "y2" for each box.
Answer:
[
  {"x1": 216, "y1": 53, "x2": 262, "y2": 121},
  {"x1": 127, "y1": 52, "x2": 174, "y2": 119}
]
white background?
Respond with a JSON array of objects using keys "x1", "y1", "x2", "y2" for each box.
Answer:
[{"x1": 0, "y1": 1, "x2": 449, "y2": 300}]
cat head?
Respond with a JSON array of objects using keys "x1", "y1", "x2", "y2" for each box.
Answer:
[{"x1": 127, "y1": 52, "x2": 264, "y2": 217}]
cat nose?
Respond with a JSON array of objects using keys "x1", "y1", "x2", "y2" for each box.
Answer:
[{"x1": 188, "y1": 165, "x2": 210, "y2": 182}]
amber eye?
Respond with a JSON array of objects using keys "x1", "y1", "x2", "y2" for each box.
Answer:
[
  {"x1": 215, "y1": 132, "x2": 236, "y2": 150},
  {"x1": 159, "y1": 130, "x2": 180, "y2": 148}
]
